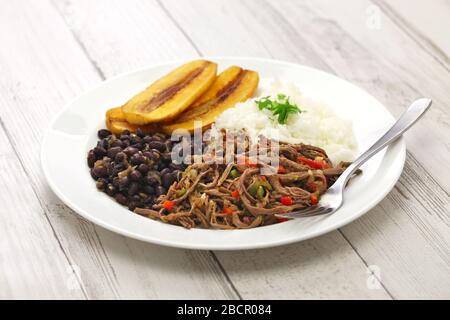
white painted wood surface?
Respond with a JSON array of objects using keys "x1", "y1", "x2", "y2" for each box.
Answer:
[{"x1": 0, "y1": 0, "x2": 448, "y2": 299}]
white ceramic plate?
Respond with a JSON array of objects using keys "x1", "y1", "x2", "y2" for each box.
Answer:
[{"x1": 41, "y1": 57, "x2": 405, "y2": 250}]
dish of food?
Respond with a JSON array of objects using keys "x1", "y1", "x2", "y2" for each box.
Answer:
[{"x1": 41, "y1": 57, "x2": 405, "y2": 249}]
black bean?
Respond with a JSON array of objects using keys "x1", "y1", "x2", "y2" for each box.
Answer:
[
  {"x1": 123, "y1": 146, "x2": 138, "y2": 157},
  {"x1": 96, "y1": 179, "x2": 107, "y2": 190},
  {"x1": 155, "y1": 186, "x2": 166, "y2": 197},
  {"x1": 103, "y1": 157, "x2": 112, "y2": 164},
  {"x1": 130, "y1": 135, "x2": 142, "y2": 145},
  {"x1": 120, "y1": 134, "x2": 130, "y2": 141},
  {"x1": 137, "y1": 163, "x2": 149, "y2": 174},
  {"x1": 98, "y1": 139, "x2": 109, "y2": 150},
  {"x1": 142, "y1": 185, "x2": 155, "y2": 195},
  {"x1": 112, "y1": 177, "x2": 120, "y2": 188},
  {"x1": 143, "y1": 136, "x2": 153, "y2": 144},
  {"x1": 154, "y1": 133, "x2": 167, "y2": 140},
  {"x1": 110, "y1": 139, "x2": 124, "y2": 148},
  {"x1": 122, "y1": 140, "x2": 130, "y2": 148},
  {"x1": 146, "y1": 161, "x2": 155, "y2": 170},
  {"x1": 165, "y1": 140, "x2": 173, "y2": 150},
  {"x1": 161, "y1": 172, "x2": 176, "y2": 189},
  {"x1": 90, "y1": 126, "x2": 188, "y2": 212},
  {"x1": 90, "y1": 168, "x2": 98, "y2": 180},
  {"x1": 142, "y1": 151, "x2": 153, "y2": 159},
  {"x1": 144, "y1": 175, "x2": 160, "y2": 186},
  {"x1": 160, "y1": 168, "x2": 171, "y2": 176},
  {"x1": 87, "y1": 150, "x2": 96, "y2": 168},
  {"x1": 161, "y1": 152, "x2": 172, "y2": 162},
  {"x1": 130, "y1": 194, "x2": 141, "y2": 202},
  {"x1": 106, "y1": 184, "x2": 116, "y2": 196},
  {"x1": 172, "y1": 170, "x2": 182, "y2": 181},
  {"x1": 148, "y1": 170, "x2": 161, "y2": 177},
  {"x1": 130, "y1": 170, "x2": 142, "y2": 181},
  {"x1": 136, "y1": 128, "x2": 145, "y2": 138},
  {"x1": 107, "y1": 147, "x2": 122, "y2": 159},
  {"x1": 106, "y1": 163, "x2": 117, "y2": 176},
  {"x1": 138, "y1": 196, "x2": 150, "y2": 205},
  {"x1": 132, "y1": 143, "x2": 144, "y2": 150},
  {"x1": 115, "y1": 193, "x2": 128, "y2": 205},
  {"x1": 118, "y1": 176, "x2": 129, "y2": 190},
  {"x1": 158, "y1": 163, "x2": 166, "y2": 172},
  {"x1": 93, "y1": 146, "x2": 107, "y2": 157},
  {"x1": 143, "y1": 195, "x2": 154, "y2": 205},
  {"x1": 148, "y1": 141, "x2": 166, "y2": 152},
  {"x1": 150, "y1": 135, "x2": 162, "y2": 142},
  {"x1": 128, "y1": 201, "x2": 139, "y2": 211},
  {"x1": 98, "y1": 129, "x2": 112, "y2": 139},
  {"x1": 169, "y1": 162, "x2": 184, "y2": 170},
  {"x1": 128, "y1": 182, "x2": 140, "y2": 196},
  {"x1": 114, "y1": 151, "x2": 127, "y2": 163},
  {"x1": 114, "y1": 163, "x2": 126, "y2": 172},
  {"x1": 151, "y1": 151, "x2": 161, "y2": 161},
  {"x1": 130, "y1": 153, "x2": 145, "y2": 165},
  {"x1": 93, "y1": 166, "x2": 107, "y2": 178}
]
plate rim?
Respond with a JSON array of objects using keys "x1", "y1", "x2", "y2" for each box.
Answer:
[{"x1": 41, "y1": 56, "x2": 406, "y2": 250}]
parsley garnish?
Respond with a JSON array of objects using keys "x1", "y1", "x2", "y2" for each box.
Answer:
[{"x1": 255, "y1": 94, "x2": 302, "y2": 124}]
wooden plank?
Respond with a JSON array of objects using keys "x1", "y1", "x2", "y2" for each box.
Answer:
[
  {"x1": 54, "y1": 0, "x2": 393, "y2": 299},
  {"x1": 160, "y1": 0, "x2": 450, "y2": 298},
  {"x1": 6, "y1": 0, "x2": 448, "y2": 297},
  {"x1": 376, "y1": 0, "x2": 450, "y2": 61},
  {"x1": 302, "y1": 0, "x2": 450, "y2": 192},
  {"x1": 218, "y1": 232, "x2": 390, "y2": 299},
  {"x1": 342, "y1": 153, "x2": 450, "y2": 299},
  {"x1": 53, "y1": 0, "x2": 198, "y2": 77},
  {"x1": 0, "y1": 123, "x2": 84, "y2": 299},
  {"x1": 0, "y1": 0, "x2": 236, "y2": 299}
]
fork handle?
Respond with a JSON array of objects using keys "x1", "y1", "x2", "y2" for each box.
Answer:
[{"x1": 335, "y1": 98, "x2": 432, "y2": 187}]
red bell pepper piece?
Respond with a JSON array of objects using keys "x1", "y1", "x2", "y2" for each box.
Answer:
[
  {"x1": 297, "y1": 156, "x2": 328, "y2": 169},
  {"x1": 280, "y1": 196, "x2": 293, "y2": 206},
  {"x1": 163, "y1": 200, "x2": 175, "y2": 210}
]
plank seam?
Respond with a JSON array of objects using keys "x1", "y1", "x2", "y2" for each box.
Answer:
[
  {"x1": 49, "y1": 0, "x2": 106, "y2": 80},
  {"x1": 209, "y1": 252, "x2": 243, "y2": 300},
  {"x1": 406, "y1": 151, "x2": 450, "y2": 198}
]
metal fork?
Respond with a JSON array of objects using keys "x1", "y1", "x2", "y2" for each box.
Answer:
[{"x1": 275, "y1": 98, "x2": 432, "y2": 219}]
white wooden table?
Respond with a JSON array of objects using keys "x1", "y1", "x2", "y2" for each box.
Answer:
[{"x1": 1, "y1": 0, "x2": 449, "y2": 299}]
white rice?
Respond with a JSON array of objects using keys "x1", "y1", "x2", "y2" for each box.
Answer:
[{"x1": 213, "y1": 80, "x2": 358, "y2": 165}]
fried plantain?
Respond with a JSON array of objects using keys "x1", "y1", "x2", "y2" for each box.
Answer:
[
  {"x1": 105, "y1": 107, "x2": 159, "y2": 135},
  {"x1": 122, "y1": 60, "x2": 217, "y2": 125},
  {"x1": 162, "y1": 66, "x2": 259, "y2": 134}
]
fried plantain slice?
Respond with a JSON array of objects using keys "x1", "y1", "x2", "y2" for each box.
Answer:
[
  {"x1": 162, "y1": 66, "x2": 259, "y2": 134},
  {"x1": 122, "y1": 60, "x2": 217, "y2": 125},
  {"x1": 105, "y1": 107, "x2": 159, "y2": 135}
]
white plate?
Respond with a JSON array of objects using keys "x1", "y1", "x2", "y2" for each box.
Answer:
[{"x1": 41, "y1": 57, "x2": 405, "y2": 250}]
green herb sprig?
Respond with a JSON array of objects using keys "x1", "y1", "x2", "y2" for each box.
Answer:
[{"x1": 255, "y1": 94, "x2": 302, "y2": 124}]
